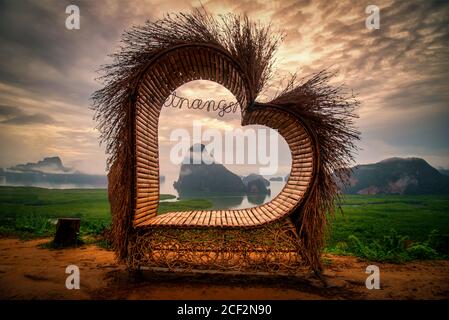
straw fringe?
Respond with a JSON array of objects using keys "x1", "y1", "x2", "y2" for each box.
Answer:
[{"x1": 268, "y1": 71, "x2": 360, "y2": 270}]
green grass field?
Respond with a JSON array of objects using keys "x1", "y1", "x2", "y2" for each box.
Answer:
[
  {"x1": 326, "y1": 195, "x2": 449, "y2": 261},
  {"x1": 0, "y1": 186, "x2": 448, "y2": 262},
  {"x1": 0, "y1": 186, "x2": 210, "y2": 238}
]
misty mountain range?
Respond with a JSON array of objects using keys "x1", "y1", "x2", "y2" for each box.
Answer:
[
  {"x1": 9, "y1": 156, "x2": 73, "y2": 174},
  {"x1": 1, "y1": 156, "x2": 448, "y2": 195},
  {"x1": 0, "y1": 157, "x2": 107, "y2": 188}
]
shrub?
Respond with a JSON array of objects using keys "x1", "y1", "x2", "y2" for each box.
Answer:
[
  {"x1": 343, "y1": 229, "x2": 443, "y2": 263},
  {"x1": 406, "y1": 244, "x2": 438, "y2": 260},
  {"x1": 427, "y1": 229, "x2": 449, "y2": 255}
]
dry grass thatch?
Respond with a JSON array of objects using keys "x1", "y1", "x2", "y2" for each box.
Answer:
[
  {"x1": 266, "y1": 70, "x2": 360, "y2": 269},
  {"x1": 91, "y1": 8, "x2": 359, "y2": 271}
]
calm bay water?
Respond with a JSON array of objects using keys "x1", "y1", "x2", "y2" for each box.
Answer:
[{"x1": 159, "y1": 177, "x2": 286, "y2": 210}]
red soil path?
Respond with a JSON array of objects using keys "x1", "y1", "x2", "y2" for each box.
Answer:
[{"x1": 0, "y1": 238, "x2": 448, "y2": 300}]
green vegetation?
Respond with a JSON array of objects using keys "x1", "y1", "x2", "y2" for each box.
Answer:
[
  {"x1": 0, "y1": 186, "x2": 209, "y2": 240},
  {"x1": 0, "y1": 187, "x2": 448, "y2": 262},
  {"x1": 325, "y1": 195, "x2": 449, "y2": 262}
]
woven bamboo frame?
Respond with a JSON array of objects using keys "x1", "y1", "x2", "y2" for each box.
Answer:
[
  {"x1": 127, "y1": 43, "x2": 319, "y2": 272},
  {"x1": 92, "y1": 11, "x2": 359, "y2": 274},
  {"x1": 133, "y1": 46, "x2": 316, "y2": 226}
]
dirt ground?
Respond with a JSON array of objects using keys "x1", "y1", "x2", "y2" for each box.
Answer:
[{"x1": 0, "y1": 238, "x2": 448, "y2": 300}]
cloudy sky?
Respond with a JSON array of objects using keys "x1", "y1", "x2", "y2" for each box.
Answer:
[{"x1": 0, "y1": 0, "x2": 448, "y2": 178}]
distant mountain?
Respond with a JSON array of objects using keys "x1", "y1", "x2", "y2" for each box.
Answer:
[
  {"x1": 9, "y1": 156, "x2": 72, "y2": 174},
  {"x1": 174, "y1": 163, "x2": 246, "y2": 195},
  {"x1": 0, "y1": 156, "x2": 107, "y2": 188},
  {"x1": 242, "y1": 174, "x2": 270, "y2": 187},
  {"x1": 242, "y1": 174, "x2": 270, "y2": 195},
  {"x1": 343, "y1": 157, "x2": 449, "y2": 195},
  {"x1": 269, "y1": 176, "x2": 284, "y2": 182},
  {"x1": 174, "y1": 144, "x2": 246, "y2": 195},
  {"x1": 440, "y1": 169, "x2": 449, "y2": 177}
]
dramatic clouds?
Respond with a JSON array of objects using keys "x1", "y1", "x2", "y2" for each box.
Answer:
[
  {"x1": 0, "y1": 104, "x2": 57, "y2": 125},
  {"x1": 0, "y1": 0, "x2": 448, "y2": 174}
]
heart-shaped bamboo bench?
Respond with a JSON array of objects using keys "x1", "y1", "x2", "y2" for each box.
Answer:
[{"x1": 92, "y1": 10, "x2": 358, "y2": 276}]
